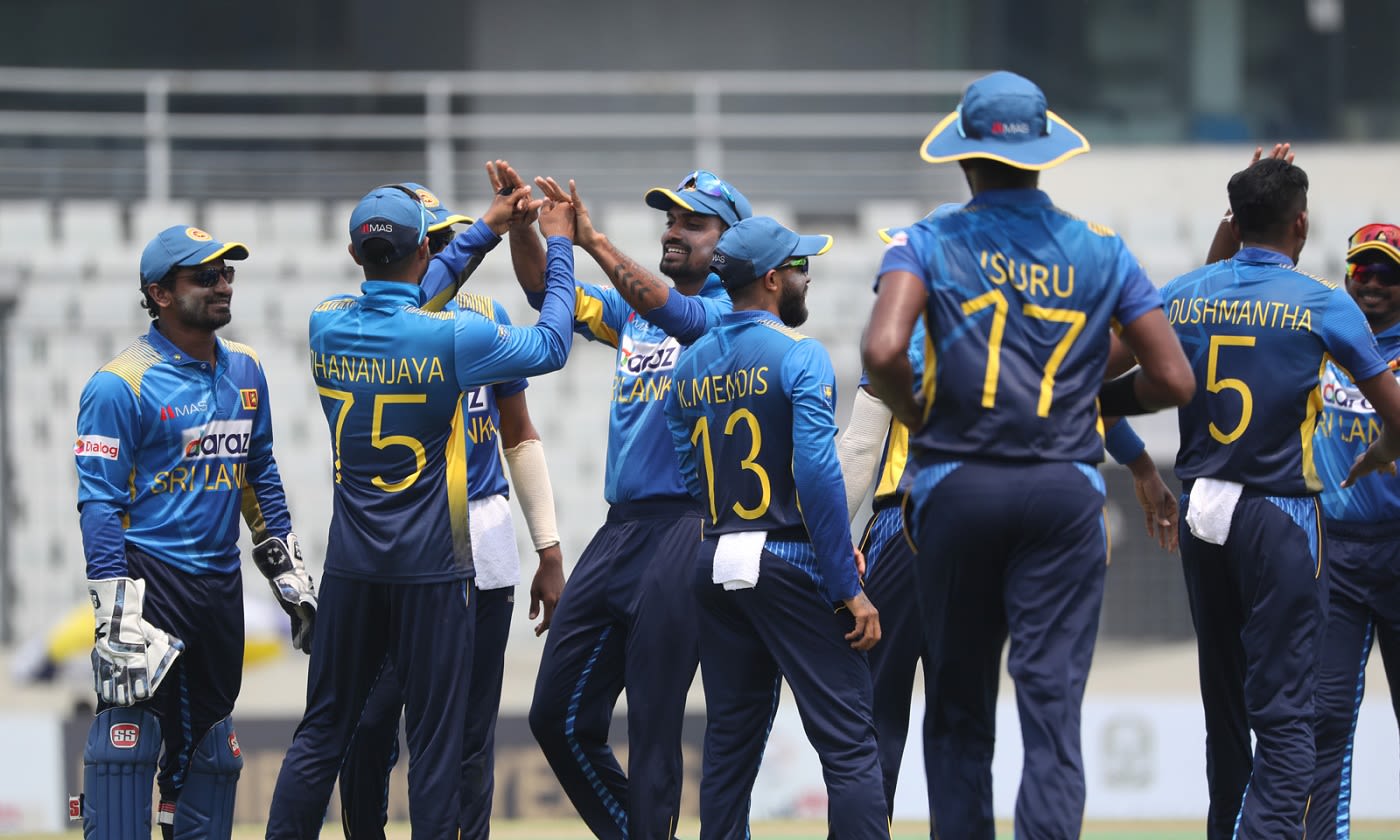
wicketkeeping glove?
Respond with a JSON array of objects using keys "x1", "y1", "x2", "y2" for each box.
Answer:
[
  {"x1": 87, "y1": 577, "x2": 184, "y2": 706},
  {"x1": 252, "y1": 533, "x2": 317, "y2": 654}
]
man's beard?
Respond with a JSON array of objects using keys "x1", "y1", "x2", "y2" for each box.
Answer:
[
  {"x1": 176, "y1": 295, "x2": 232, "y2": 331},
  {"x1": 778, "y1": 286, "x2": 808, "y2": 327}
]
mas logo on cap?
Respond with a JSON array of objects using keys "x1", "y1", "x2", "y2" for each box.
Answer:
[{"x1": 186, "y1": 227, "x2": 213, "y2": 242}]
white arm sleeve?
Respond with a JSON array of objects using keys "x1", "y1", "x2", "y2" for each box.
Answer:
[
  {"x1": 836, "y1": 387, "x2": 894, "y2": 523},
  {"x1": 503, "y1": 438, "x2": 561, "y2": 550}
]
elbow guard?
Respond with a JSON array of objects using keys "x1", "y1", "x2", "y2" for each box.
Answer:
[{"x1": 504, "y1": 438, "x2": 560, "y2": 550}]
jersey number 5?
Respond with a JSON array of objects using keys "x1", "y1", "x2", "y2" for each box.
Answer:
[
  {"x1": 690, "y1": 408, "x2": 772, "y2": 523},
  {"x1": 1205, "y1": 334, "x2": 1256, "y2": 444},
  {"x1": 962, "y1": 289, "x2": 1087, "y2": 417},
  {"x1": 317, "y1": 388, "x2": 429, "y2": 492}
]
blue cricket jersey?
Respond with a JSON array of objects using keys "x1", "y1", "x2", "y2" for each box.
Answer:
[
  {"x1": 309, "y1": 236, "x2": 574, "y2": 582},
  {"x1": 1315, "y1": 322, "x2": 1400, "y2": 521},
  {"x1": 420, "y1": 219, "x2": 501, "y2": 311},
  {"x1": 450, "y1": 292, "x2": 527, "y2": 501},
  {"x1": 528, "y1": 273, "x2": 732, "y2": 504},
  {"x1": 76, "y1": 324, "x2": 292, "y2": 579},
  {"x1": 665, "y1": 309, "x2": 860, "y2": 602},
  {"x1": 1163, "y1": 247, "x2": 1388, "y2": 495},
  {"x1": 878, "y1": 190, "x2": 1161, "y2": 465}
]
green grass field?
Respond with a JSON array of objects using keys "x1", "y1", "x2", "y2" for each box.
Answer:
[{"x1": 13, "y1": 821, "x2": 1400, "y2": 839}]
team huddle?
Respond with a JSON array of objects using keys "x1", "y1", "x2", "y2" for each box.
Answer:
[{"x1": 71, "y1": 70, "x2": 1400, "y2": 839}]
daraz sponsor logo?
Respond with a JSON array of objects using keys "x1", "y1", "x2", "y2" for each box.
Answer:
[{"x1": 181, "y1": 420, "x2": 253, "y2": 460}]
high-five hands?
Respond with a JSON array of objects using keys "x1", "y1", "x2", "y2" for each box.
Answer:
[
  {"x1": 535, "y1": 177, "x2": 600, "y2": 249},
  {"x1": 482, "y1": 160, "x2": 539, "y2": 235}
]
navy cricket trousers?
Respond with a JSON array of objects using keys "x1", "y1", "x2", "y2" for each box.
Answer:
[
  {"x1": 860, "y1": 503, "x2": 937, "y2": 824},
  {"x1": 337, "y1": 583, "x2": 514, "y2": 839},
  {"x1": 265, "y1": 573, "x2": 475, "y2": 840},
  {"x1": 1180, "y1": 492, "x2": 1327, "y2": 840},
  {"x1": 1308, "y1": 519, "x2": 1400, "y2": 838},
  {"x1": 909, "y1": 459, "x2": 1107, "y2": 840},
  {"x1": 529, "y1": 499, "x2": 702, "y2": 840},
  {"x1": 692, "y1": 543, "x2": 888, "y2": 839}
]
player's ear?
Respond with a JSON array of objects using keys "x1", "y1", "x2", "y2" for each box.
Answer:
[
  {"x1": 762, "y1": 269, "x2": 781, "y2": 294},
  {"x1": 347, "y1": 243, "x2": 363, "y2": 267}
]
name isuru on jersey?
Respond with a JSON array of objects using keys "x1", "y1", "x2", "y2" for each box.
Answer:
[{"x1": 981, "y1": 250, "x2": 1075, "y2": 299}]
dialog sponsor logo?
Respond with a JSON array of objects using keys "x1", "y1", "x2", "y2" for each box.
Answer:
[
  {"x1": 75, "y1": 435, "x2": 120, "y2": 460},
  {"x1": 109, "y1": 723, "x2": 140, "y2": 749},
  {"x1": 181, "y1": 420, "x2": 253, "y2": 460}
]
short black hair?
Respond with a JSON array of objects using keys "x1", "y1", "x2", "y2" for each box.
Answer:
[
  {"x1": 1228, "y1": 158, "x2": 1309, "y2": 242},
  {"x1": 140, "y1": 271, "x2": 177, "y2": 319},
  {"x1": 961, "y1": 158, "x2": 1039, "y2": 190}
]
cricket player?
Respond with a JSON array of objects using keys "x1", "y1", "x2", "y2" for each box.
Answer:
[
  {"x1": 485, "y1": 169, "x2": 752, "y2": 839},
  {"x1": 265, "y1": 179, "x2": 576, "y2": 838},
  {"x1": 666, "y1": 215, "x2": 887, "y2": 839},
  {"x1": 861, "y1": 70, "x2": 1196, "y2": 838},
  {"x1": 1163, "y1": 157, "x2": 1400, "y2": 837},
  {"x1": 337, "y1": 179, "x2": 565, "y2": 839},
  {"x1": 75, "y1": 225, "x2": 315, "y2": 839},
  {"x1": 1307, "y1": 223, "x2": 1400, "y2": 836}
]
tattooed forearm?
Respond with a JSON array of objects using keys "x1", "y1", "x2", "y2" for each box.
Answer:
[{"x1": 594, "y1": 240, "x2": 669, "y2": 312}]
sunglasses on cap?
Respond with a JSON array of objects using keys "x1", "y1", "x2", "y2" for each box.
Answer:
[
  {"x1": 678, "y1": 170, "x2": 737, "y2": 204},
  {"x1": 1348, "y1": 223, "x2": 1400, "y2": 251},
  {"x1": 173, "y1": 266, "x2": 235, "y2": 287},
  {"x1": 778, "y1": 257, "x2": 810, "y2": 274}
]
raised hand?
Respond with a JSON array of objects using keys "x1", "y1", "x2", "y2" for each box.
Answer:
[
  {"x1": 482, "y1": 159, "x2": 536, "y2": 235},
  {"x1": 488, "y1": 159, "x2": 539, "y2": 229},
  {"x1": 537, "y1": 189, "x2": 576, "y2": 241},
  {"x1": 536, "y1": 177, "x2": 600, "y2": 249}
]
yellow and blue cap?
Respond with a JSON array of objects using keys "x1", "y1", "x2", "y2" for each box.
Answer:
[
  {"x1": 349, "y1": 185, "x2": 430, "y2": 264},
  {"x1": 710, "y1": 216, "x2": 833, "y2": 290},
  {"x1": 1346, "y1": 223, "x2": 1400, "y2": 266},
  {"x1": 400, "y1": 182, "x2": 474, "y2": 232},
  {"x1": 645, "y1": 170, "x2": 753, "y2": 227},
  {"x1": 919, "y1": 71, "x2": 1089, "y2": 171},
  {"x1": 139, "y1": 225, "x2": 248, "y2": 286}
]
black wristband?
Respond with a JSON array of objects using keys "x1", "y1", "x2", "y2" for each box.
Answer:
[{"x1": 1098, "y1": 371, "x2": 1151, "y2": 416}]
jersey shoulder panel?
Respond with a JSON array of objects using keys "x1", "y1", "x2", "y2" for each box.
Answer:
[
  {"x1": 220, "y1": 338, "x2": 261, "y2": 364},
  {"x1": 453, "y1": 291, "x2": 498, "y2": 321},
  {"x1": 404, "y1": 305, "x2": 455, "y2": 322},
  {"x1": 313, "y1": 297, "x2": 357, "y2": 313},
  {"x1": 754, "y1": 320, "x2": 809, "y2": 343},
  {"x1": 97, "y1": 336, "x2": 164, "y2": 399},
  {"x1": 1049, "y1": 205, "x2": 1117, "y2": 238},
  {"x1": 1289, "y1": 267, "x2": 1341, "y2": 290}
]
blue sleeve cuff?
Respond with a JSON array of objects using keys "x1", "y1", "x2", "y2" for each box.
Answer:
[
  {"x1": 1104, "y1": 419, "x2": 1147, "y2": 465},
  {"x1": 645, "y1": 289, "x2": 706, "y2": 344}
]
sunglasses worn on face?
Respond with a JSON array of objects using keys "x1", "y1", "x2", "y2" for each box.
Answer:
[
  {"x1": 182, "y1": 266, "x2": 236, "y2": 287},
  {"x1": 1351, "y1": 264, "x2": 1400, "y2": 287},
  {"x1": 779, "y1": 257, "x2": 810, "y2": 274},
  {"x1": 678, "y1": 170, "x2": 736, "y2": 203}
]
